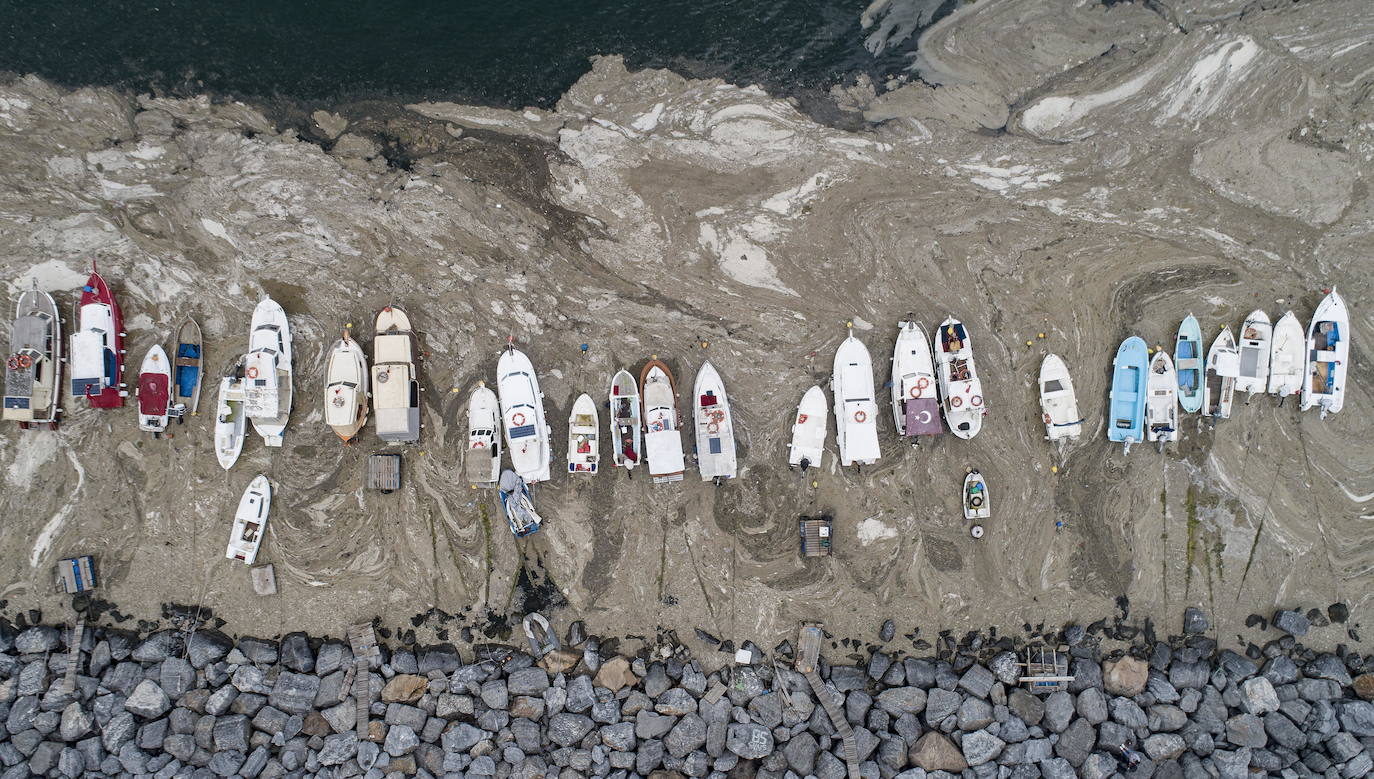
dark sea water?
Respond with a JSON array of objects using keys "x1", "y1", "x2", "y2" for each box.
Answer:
[{"x1": 0, "y1": 0, "x2": 942, "y2": 109}]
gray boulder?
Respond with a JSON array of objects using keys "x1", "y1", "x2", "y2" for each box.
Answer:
[
  {"x1": 508, "y1": 667, "x2": 550, "y2": 696},
  {"x1": 960, "y1": 729, "x2": 1004, "y2": 766},
  {"x1": 924, "y1": 688, "x2": 960, "y2": 725},
  {"x1": 318, "y1": 732, "x2": 358, "y2": 765},
  {"x1": 186, "y1": 630, "x2": 232, "y2": 669},
  {"x1": 876, "y1": 687, "x2": 926, "y2": 715},
  {"x1": 1272, "y1": 610, "x2": 1310, "y2": 636},
  {"x1": 384, "y1": 723, "x2": 420, "y2": 756},
  {"x1": 1043, "y1": 691, "x2": 1074, "y2": 733},
  {"x1": 548, "y1": 713, "x2": 594, "y2": 748},
  {"x1": 958, "y1": 666, "x2": 995, "y2": 699},
  {"x1": 665, "y1": 713, "x2": 707, "y2": 757},
  {"x1": 726, "y1": 723, "x2": 774, "y2": 759},
  {"x1": 267, "y1": 672, "x2": 320, "y2": 714},
  {"x1": 1225, "y1": 713, "x2": 1267, "y2": 748},
  {"x1": 1183, "y1": 607, "x2": 1209, "y2": 634},
  {"x1": 600, "y1": 721, "x2": 636, "y2": 751},
  {"x1": 1240, "y1": 677, "x2": 1279, "y2": 715},
  {"x1": 1055, "y1": 718, "x2": 1095, "y2": 766},
  {"x1": 1144, "y1": 733, "x2": 1186, "y2": 760},
  {"x1": 988, "y1": 652, "x2": 1020, "y2": 686},
  {"x1": 124, "y1": 680, "x2": 171, "y2": 719},
  {"x1": 14, "y1": 626, "x2": 60, "y2": 654}
]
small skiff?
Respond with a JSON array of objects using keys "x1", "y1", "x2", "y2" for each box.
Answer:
[
  {"x1": 497, "y1": 345, "x2": 552, "y2": 483},
  {"x1": 465, "y1": 384, "x2": 502, "y2": 486},
  {"x1": 172, "y1": 317, "x2": 202, "y2": 419},
  {"x1": 324, "y1": 328, "x2": 369, "y2": 442},
  {"x1": 1146, "y1": 350, "x2": 1179, "y2": 450},
  {"x1": 567, "y1": 392, "x2": 600, "y2": 475},
  {"x1": 3, "y1": 283, "x2": 62, "y2": 429},
  {"x1": 787, "y1": 385, "x2": 827, "y2": 472},
  {"x1": 832, "y1": 329, "x2": 880, "y2": 467},
  {"x1": 891, "y1": 320, "x2": 941, "y2": 442},
  {"x1": 244, "y1": 297, "x2": 292, "y2": 447},
  {"x1": 499, "y1": 469, "x2": 543, "y2": 537},
  {"x1": 1174, "y1": 315, "x2": 1204, "y2": 414},
  {"x1": 372, "y1": 306, "x2": 421, "y2": 444},
  {"x1": 226, "y1": 474, "x2": 271, "y2": 565},
  {"x1": 934, "y1": 317, "x2": 985, "y2": 439},
  {"x1": 1204, "y1": 326, "x2": 1239, "y2": 421},
  {"x1": 69, "y1": 265, "x2": 127, "y2": 409},
  {"x1": 1108, "y1": 336, "x2": 1149, "y2": 454},
  {"x1": 136, "y1": 344, "x2": 172, "y2": 435},
  {"x1": 608, "y1": 369, "x2": 643, "y2": 472},
  {"x1": 1235, "y1": 310, "x2": 1271, "y2": 400},
  {"x1": 1301, "y1": 287, "x2": 1350, "y2": 418},
  {"x1": 693, "y1": 360, "x2": 737, "y2": 483},
  {"x1": 1267, "y1": 311, "x2": 1304, "y2": 399},
  {"x1": 641, "y1": 358, "x2": 685, "y2": 483},
  {"x1": 214, "y1": 357, "x2": 248, "y2": 470},
  {"x1": 1038, "y1": 354, "x2": 1082, "y2": 442},
  {"x1": 963, "y1": 469, "x2": 990, "y2": 527}
]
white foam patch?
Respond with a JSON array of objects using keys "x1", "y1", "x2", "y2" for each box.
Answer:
[
  {"x1": 29, "y1": 446, "x2": 84, "y2": 567},
  {"x1": 1161, "y1": 38, "x2": 1260, "y2": 122},
  {"x1": 6, "y1": 431, "x2": 59, "y2": 489},
  {"x1": 1021, "y1": 64, "x2": 1161, "y2": 136},
  {"x1": 9, "y1": 260, "x2": 86, "y2": 293},
  {"x1": 699, "y1": 224, "x2": 797, "y2": 297},
  {"x1": 857, "y1": 517, "x2": 898, "y2": 544}
]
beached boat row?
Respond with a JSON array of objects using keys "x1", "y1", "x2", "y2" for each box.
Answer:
[
  {"x1": 788, "y1": 317, "x2": 989, "y2": 472},
  {"x1": 1097, "y1": 289, "x2": 1350, "y2": 454}
]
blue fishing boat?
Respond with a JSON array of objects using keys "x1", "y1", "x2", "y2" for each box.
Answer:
[
  {"x1": 172, "y1": 317, "x2": 202, "y2": 420},
  {"x1": 1108, "y1": 336, "x2": 1149, "y2": 454},
  {"x1": 1173, "y1": 315, "x2": 1203, "y2": 413}
]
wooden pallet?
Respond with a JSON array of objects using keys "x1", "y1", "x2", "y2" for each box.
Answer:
[
  {"x1": 347, "y1": 624, "x2": 380, "y2": 739},
  {"x1": 60, "y1": 620, "x2": 85, "y2": 695},
  {"x1": 367, "y1": 454, "x2": 402, "y2": 492}
]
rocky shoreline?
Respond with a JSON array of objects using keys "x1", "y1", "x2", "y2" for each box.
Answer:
[{"x1": 1, "y1": 606, "x2": 1371, "y2": 778}]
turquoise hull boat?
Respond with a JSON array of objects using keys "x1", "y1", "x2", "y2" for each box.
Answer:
[
  {"x1": 1174, "y1": 315, "x2": 1204, "y2": 413},
  {"x1": 1108, "y1": 336, "x2": 1149, "y2": 454}
]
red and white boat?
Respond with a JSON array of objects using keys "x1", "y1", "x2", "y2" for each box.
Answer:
[
  {"x1": 69, "y1": 265, "x2": 127, "y2": 409},
  {"x1": 136, "y1": 344, "x2": 172, "y2": 435}
]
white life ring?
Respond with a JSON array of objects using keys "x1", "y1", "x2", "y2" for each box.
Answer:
[
  {"x1": 971, "y1": 395, "x2": 983, "y2": 407},
  {"x1": 246, "y1": 366, "x2": 259, "y2": 379},
  {"x1": 950, "y1": 396, "x2": 962, "y2": 408}
]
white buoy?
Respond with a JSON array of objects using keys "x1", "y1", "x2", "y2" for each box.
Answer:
[{"x1": 970, "y1": 525, "x2": 984, "y2": 539}]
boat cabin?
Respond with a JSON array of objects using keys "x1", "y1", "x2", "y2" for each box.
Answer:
[{"x1": 70, "y1": 303, "x2": 117, "y2": 397}]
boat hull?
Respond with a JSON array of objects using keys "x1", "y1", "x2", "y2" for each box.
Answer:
[
  {"x1": 1146, "y1": 351, "x2": 1179, "y2": 444},
  {"x1": 498, "y1": 348, "x2": 551, "y2": 483},
  {"x1": 693, "y1": 360, "x2": 736, "y2": 481},
  {"x1": 1235, "y1": 310, "x2": 1271, "y2": 397},
  {"x1": 963, "y1": 471, "x2": 990, "y2": 520},
  {"x1": 1108, "y1": 336, "x2": 1149, "y2": 452},
  {"x1": 1267, "y1": 311, "x2": 1304, "y2": 397},
  {"x1": 70, "y1": 269, "x2": 126, "y2": 409},
  {"x1": 215, "y1": 359, "x2": 247, "y2": 470},
  {"x1": 788, "y1": 385, "x2": 827, "y2": 470},
  {"x1": 466, "y1": 386, "x2": 502, "y2": 486},
  {"x1": 640, "y1": 360, "x2": 685, "y2": 482},
  {"x1": 934, "y1": 318, "x2": 985, "y2": 439},
  {"x1": 1038, "y1": 354, "x2": 1082, "y2": 442},
  {"x1": 1174, "y1": 315, "x2": 1204, "y2": 414},
  {"x1": 136, "y1": 345, "x2": 171, "y2": 433},
  {"x1": 324, "y1": 336, "x2": 369, "y2": 441},
  {"x1": 1300, "y1": 288, "x2": 1349, "y2": 416},
  {"x1": 226, "y1": 475, "x2": 271, "y2": 565},
  {"x1": 833, "y1": 334, "x2": 880, "y2": 466},
  {"x1": 1205, "y1": 326, "x2": 1239, "y2": 420},
  {"x1": 172, "y1": 317, "x2": 202, "y2": 416},
  {"x1": 891, "y1": 321, "x2": 940, "y2": 439},
  {"x1": 567, "y1": 392, "x2": 600, "y2": 474},
  {"x1": 372, "y1": 307, "x2": 420, "y2": 444},
  {"x1": 608, "y1": 369, "x2": 642, "y2": 471},
  {"x1": 3, "y1": 287, "x2": 63, "y2": 427},
  {"x1": 245, "y1": 297, "x2": 292, "y2": 446}
]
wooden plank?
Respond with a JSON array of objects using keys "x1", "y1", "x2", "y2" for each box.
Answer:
[
  {"x1": 61, "y1": 620, "x2": 84, "y2": 695},
  {"x1": 347, "y1": 624, "x2": 380, "y2": 740}
]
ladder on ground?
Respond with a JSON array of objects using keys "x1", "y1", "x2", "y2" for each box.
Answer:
[
  {"x1": 804, "y1": 670, "x2": 861, "y2": 779},
  {"x1": 347, "y1": 623, "x2": 380, "y2": 740},
  {"x1": 61, "y1": 620, "x2": 85, "y2": 695}
]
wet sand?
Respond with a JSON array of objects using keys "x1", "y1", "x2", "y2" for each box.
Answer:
[{"x1": 0, "y1": 0, "x2": 1369, "y2": 659}]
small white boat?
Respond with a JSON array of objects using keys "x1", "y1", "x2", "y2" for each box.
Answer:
[
  {"x1": 499, "y1": 469, "x2": 543, "y2": 537},
  {"x1": 497, "y1": 345, "x2": 552, "y2": 483},
  {"x1": 1267, "y1": 311, "x2": 1304, "y2": 400},
  {"x1": 934, "y1": 318, "x2": 985, "y2": 439},
  {"x1": 832, "y1": 329, "x2": 880, "y2": 468},
  {"x1": 1235, "y1": 310, "x2": 1271, "y2": 401},
  {"x1": 641, "y1": 358, "x2": 685, "y2": 483},
  {"x1": 372, "y1": 306, "x2": 421, "y2": 444},
  {"x1": 323, "y1": 328, "x2": 369, "y2": 442},
  {"x1": 1146, "y1": 350, "x2": 1179, "y2": 450},
  {"x1": 608, "y1": 369, "x2": 642, "y2": 472},
  {"x1": 4, "y1": 284, "x2": 63, "y2": 430},
  {"x1": 891, "y1": 320, "x2": 942, "y2": 443},
  {"x1": 963, "y1": 470, "x2": 989, "y2": 540},
  {"x1": 214, "y1": 357, "x2": 247, "y2": 470},
  {"x1": 1301, "y1": 287, "x2": 1350, "y2": 418},
  {"x1": 1204, "y1": 326, "x2": 1239, "y2": 421},
  {"x1": 244, "y1": 297, "x2": 292, "y2": 447},
  {"x1": 567, "y1": 393, "x2": 600, "y2": 475},
  {"x1": 1038, "y1": 354, "x2": 1082, "y2": 442},
  {"x1": 226, "y1": 474, "x2": 271, "y2": 565},
  {"x1": 693, "y1": 360, "x2": 737, "y2": 483},
  {"x1": 787, "y1": 385, "x2": 827, "y2": 472},
  {"x1": 136, "y1": 345, "x2": 172, "y2": 435},
  {"x1": 465, "y1": 384, "x2": 502, "y2": 487}
]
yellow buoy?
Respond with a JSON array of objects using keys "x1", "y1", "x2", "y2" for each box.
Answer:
[
  {"x1": 811, "y1": 480, "x2": 819, "y2": 488},
  {"x1": 701, "y1": 340, "x2": 709, "y2": 349},
  {"x1": 1038, "y1": 332, "x2": 1046, "y2": 339},
  {"x1": 1051, "y1": 465, "x2": 1059, "y2": 474},
  {"x1": 1025, "y1": 340, "x2": 1033, "y2": 346}
]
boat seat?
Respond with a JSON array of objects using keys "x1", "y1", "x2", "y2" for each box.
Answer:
[{"x1": 174, "y1": 357, "x2": 198, "y2": 367}]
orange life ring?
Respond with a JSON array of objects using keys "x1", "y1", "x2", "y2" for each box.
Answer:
[
  {"x1": 853, "y1": 410, "x2": 866, "y2": 423},
  {"x1": 511, "y1": 412, "x2": 526, "y2": 427},
  {"x1": 246, "y1": 366, "x2": 259, "y2": 379},
  {"x1": 797, "y1": 413, "x2": 808, "y2": 425},
  {"x1": 706, "y1": 421, "x2": 719, "y2": 434},
  {"x1": 950, "y1": 396, "x2": 962, "y2": 408},
  {"x1": 909, "y1": 385, "x2": 920, "y2": 398},
  {"x1": 5, "y1": 356, "x2": 19, "y2": 371},
  {"x1": 971, "y1": 395, "x2": 983, "y2": 407},
  {"x1": 916, "y1": 376, "x2": 930, "y2": 389},
  {"x1": 16, "y1": 354, "x2": 32, "y2": 369},
  {"x1": 472, "y1": 441, "x2": 486, "y2": 448},
  {"x1": 1043, "y1": 413, "x2": 1052, "y2": 425}
]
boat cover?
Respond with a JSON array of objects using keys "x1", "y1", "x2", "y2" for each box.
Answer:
[
  {"x1": 904, "y1": 397, "x2": 942, "y2": 436},
  {"x1": 176, "y1": 342, "x2": 201, "y2": 394},
  {"x1": 1214, "y1": 350, "x2": 1241, "y2": 377},
  {"x1": 645, "y1": 429, "x2": 685, "y2": 478}
]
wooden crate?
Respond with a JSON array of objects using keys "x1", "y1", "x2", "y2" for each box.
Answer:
[{"x1": 367, "y1": 454, "x2": 402, "y2": 492}]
